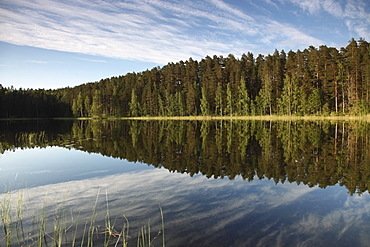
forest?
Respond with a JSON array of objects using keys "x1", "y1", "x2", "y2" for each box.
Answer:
[{"x1": 0, "y1": 38, "x2": 369, "y2": 118}]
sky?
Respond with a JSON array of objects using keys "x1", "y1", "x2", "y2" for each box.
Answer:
[{"x1": 0, "y1": 0, "x2": 369, "y2": 90}]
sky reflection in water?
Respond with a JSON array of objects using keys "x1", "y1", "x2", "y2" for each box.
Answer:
[
  {"x1": 0, "y1": 147, "x2": 151, "y2": 189},
  {"x1": 1, "y1": 147, "x2": 370, "y2": 246}
]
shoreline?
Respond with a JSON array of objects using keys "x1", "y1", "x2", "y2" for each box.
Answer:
[
  {"x1": 1, "y1": 115, "x2": 370, "y2": 121},
  {"x1": 119, "y1": 115, "x2": 370, "y2": 121}
]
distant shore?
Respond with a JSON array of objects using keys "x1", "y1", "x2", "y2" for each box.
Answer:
[
  {"x1": 118, "y1": 115, "x2": 370, "y2": 121},
  {"x1": 3, "y1": 115, "x2": 370, "y2": 121}
]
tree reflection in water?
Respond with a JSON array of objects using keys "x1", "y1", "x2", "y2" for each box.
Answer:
[{"x1": 1, "y1": 119, "x2": 369, "y2": 195}]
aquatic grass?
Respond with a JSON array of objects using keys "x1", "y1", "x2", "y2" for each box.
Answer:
[
  {"x1": 15, "y1": 191, "x2": 25, "y2": 244},
  {"x1": 136, "y1": 206, "x2": 165, "y2": 247},
  {"x1": 120, "y1": 215, "x2": 130, "y2": 247},
  {"x1": 38, "y1": 204, "x2": 46, "y2": 247},
  {"x1": 53, "y1": 201, "x2": 68, "y2": 246},
  {"x1": 104, "y1": 191, "x2": 114, "y2": 246},
  {"x1": 0, "y1": 191, "x2": 12, "y2": 246},
  {"x1": 0, "y1": 189, "x2": 165, "y2": 246},
  {"x1": 70, "y1": 209, "x2": 81, "y2": 247},
  {"x1": 160, "y1": 206, "x2": 165, "y2": 247}
]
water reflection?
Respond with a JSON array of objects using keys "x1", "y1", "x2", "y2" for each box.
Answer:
[
  {"x1": 1, "y1": 120, "x2": 369, "y2": 194},
  {"x1": 0, "y1": 147, "x2": 151, "y2": 189},
  {"x1": 2, "y1": 160, "x2": 370, "y2": 246},
  {"x1": 1, "y1": 120, "x2": 370, "y2": 246}
]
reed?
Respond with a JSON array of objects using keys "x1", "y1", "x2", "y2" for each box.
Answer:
[
  {"x1": 0, "y1": 189, "x2": 165, "y2": 247},
  {"x1": 0, "y1": 191, "x2": 12, "y2": 246}
]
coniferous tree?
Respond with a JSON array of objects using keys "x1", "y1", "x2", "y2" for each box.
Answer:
[
  {"x1": 278, "y1": 74, "x2": 300, "y2": 115},
  {"x1": 129, "y1": 88, "x2": 140, "y2": 117},
  {"x1": 215, "y1": 82, "x2": 224, "y2": 116},
  {"x1": 256, "y1": 66, "x2": 273, "y2": 115},
  {"x1": 84, "y1": 96, "x2": 91, "y2": 117},
  {"x1": 91, "y1": 90, "x2": 102, "y2": 118},
  {"x1": 237, "y1": 73, "x2": 251, "y2": 116},
  {"x1": 200, "y1": 86, "x2": 210, "y2": 116},
  {"x1": 77, "y1": 92, "x2": 84, "y2": 117},
  {"x1": 2, "y1": 39, "x2": 369, "y2": 119},
  {"x1": 72, "y1": 99, "x2": 78, "y2": 117},
  {"x1": 226, "y1": 83, "x2": 233, "y2": 116}
]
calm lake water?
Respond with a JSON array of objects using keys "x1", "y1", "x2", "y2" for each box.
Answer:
[{"x1": 1, "y1": 120, "x2": 370, "y2": 246}]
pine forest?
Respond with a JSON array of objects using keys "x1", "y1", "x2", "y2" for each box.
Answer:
[{"x1": 1, "y1": 38, "x2": 370, "y2": 118}]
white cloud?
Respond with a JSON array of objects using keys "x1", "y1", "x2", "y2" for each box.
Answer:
[
  {"x1": 74, "y1": 57, "x2": 107, "y2": 63},
  {"x1": 3, "y1": 169, "x2": 370, "y2": 245},
  {"x1": 208, "y1": 0, "x2": 254, "y2": 21},
  {"x1": 322, "y1": 0, "x2": 344, "y2": 17},
  {"x1": 28, "y1": 170, "x2": 51, "y2": 174},
  {"x1": 343, "y1": 0, "x2": 370, "y2": 40},
  {"x1": 0, "y1": 63, "x2": 14, "y2": 67},
  {"x1": 263, "y1": 0, "x2": 280, "y2": 10},
  {"x1": 1, "y1": 0, "x2": 359, "y2": 64},
  {"x1": 284, "y1": 0, "x2": 370, "y2": 41},
  {"x1": 265, "y1": 20, "x2": 324, "y2": 48},
  {"x1": 296, "y1": 0, "x2": 321, "y2": 15},
  {"x1": 25, "y1": 60, "x2": 50, "y2": 64}
]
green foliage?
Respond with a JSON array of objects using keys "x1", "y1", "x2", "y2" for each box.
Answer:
[
  {"x1": 90, "y1": 90, "x2": 102, "y2": 118},
  {"x1": 72, "y1": 99, "x2": 78, "y2": 117},
  {"x1": 84, "y1": 96, "x2": 91, "y2": 117},
  {"x1": 77, "y1": 92, "x2": 84, "y2": 117},
  {"x1": 307, "y1": 88, "x2": 322, "y2": 115},
  {"x1": 200, "y1": 87, "x2": 209, "y2": 116},
  {"x1": 256, "y1": 70, "x2": 273, "y2": 115},
  {"x1": 237, "y1": 75, "x2": 251, "y2": 116},
  {"x1": 129, "y1": 88, "x2": 140, "y2": 117},
  {"x1": 1, "y1": 39, "x2": 369, "y2": 118},
  {"x1": 226, "y1": 83, "x2": 233, "y2": 116},
  {"x1": 215, "y1": 82, "x2": 223, "y2": 116},
  {"x1": 278, "y1": 74, "x2": 300, "y2": 115}
]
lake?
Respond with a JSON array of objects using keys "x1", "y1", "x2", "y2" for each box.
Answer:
[{"x1": 1, "y1": 119, "x2": 370, "y2": 246}]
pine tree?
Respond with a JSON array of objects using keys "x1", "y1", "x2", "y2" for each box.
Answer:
[
  {"x1": 345, "y1": 38, "x2": 361, "y2": 111},
  {"x1": 237, "y1": 74, "x2": 251, "y2": 116},
  {"x1": 256, "y1": 71, "x2": 273, "y2": 115},
  {"x1": 77, "y1": 92, "x2": 84, "y2": 117},
  {"x1": 215, "y1": 82, "x2": 223, "y2": 116},
  {"x1": 72, "y1": 99, "x2": 78, "y2": 117},
  {"x1": 278, "y1": 74, "x2": 300, "y2": 115},
  {"x1": 129, "y1": 88, "x2": 140, "y2": 117},
  {"x1": 84, "y1": 96, "x2": 91, "y2": 117},
  {"x1": 200, "y1": 86, "x2": 209, "y2": 116},
  {"x1": 226, "y1": 83, "x2": 233, "y2": 116},
  {"x1": 307, "y1": 88, "x2": 321, "y2": 115},
  {"x1": 90, "y1": 90, "x2": 102, "y2": 118}
]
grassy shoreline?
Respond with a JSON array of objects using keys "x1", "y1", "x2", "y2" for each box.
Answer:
[
  {"x1": 118, "y1": 115, "x2": 370, "y2": 121},
  {"x1": 1, "y1": 115, "x2": 370, "y2": 121}
]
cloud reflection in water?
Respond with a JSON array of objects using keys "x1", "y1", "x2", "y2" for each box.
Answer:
[{"x1": 4, "y1": 159, "x2": 369, "y2": 247}]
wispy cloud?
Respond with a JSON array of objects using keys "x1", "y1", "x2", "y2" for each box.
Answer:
[
  {"x1": 3, "y1": 168, "x2": 370, "y2": 245},
  {"x1": 1, "y1": 0, "x2": 366, "y2": 64},
  {"x1": 74, "y1": 57, "x2": 107, "y2": 63},
  {"x1": 284, "y1": 0, "x2": 370, "y2": 40},
  {"x1": 0, "y1": 63, "x2": 14, "y2": 67},
  {"x1": 25, "y1": 60, "x2": 50, "y2": 64},
  {"x1": 28, "y1": 170, "x2": 51, "y2": 174}
]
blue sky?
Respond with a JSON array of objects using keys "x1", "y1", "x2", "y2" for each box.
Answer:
[{"x1": 0, "y1": 0, "x2": 369, "y2": 89}]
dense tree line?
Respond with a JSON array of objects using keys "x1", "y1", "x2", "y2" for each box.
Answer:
[
  {"x1": 1, "y1": 38, "x2": 369, "y2": 118},
  {"x1": 1, "y1": 120, "x2": 369, "y2": 195},
  {"x1": 0, "y1": 86, "x2": 71, "y2": 118}
]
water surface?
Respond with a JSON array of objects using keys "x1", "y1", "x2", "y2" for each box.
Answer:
[{"x1": 0, "y1": 120, "x2": 369, "y2": 246}]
